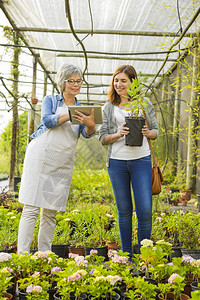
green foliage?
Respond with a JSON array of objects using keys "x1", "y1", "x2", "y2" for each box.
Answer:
[
  {"x1": 0, "y1": 112, "x2": 28, "y2": 175},
  {"x1": 0, "y1": 206, "x2": 21, "y2": 250},
  {"x1": 68, "y1": 169, "x2": 114, "y2": 205},
  {"x1": 121, "y1": 77, "x2": 147, "y2": 117},
  {"x1": 75, "y1": 135, "x2": 107, "y2": 170}
]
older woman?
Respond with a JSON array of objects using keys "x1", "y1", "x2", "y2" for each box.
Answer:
[{"x1": 18, "y1": 64, "x2": 95, "y2": 254}]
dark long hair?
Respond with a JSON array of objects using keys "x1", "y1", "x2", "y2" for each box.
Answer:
[{"x1": 108, "y1": 65, "x2": 138, "y2": 105}]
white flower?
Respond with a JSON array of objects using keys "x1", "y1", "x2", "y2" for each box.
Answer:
[
  {"x1": 68, "y1": 253, "x2": 79, "y2": 259},
  {"x1": 0, "y1": 253, "x2": 12, "y2": 262},
  {"x1": 108, "y1": 250, "x2": 117, "y2": 258},
  {"x1": 141, "y1": 239, "x2": 153, "y2": 247}
]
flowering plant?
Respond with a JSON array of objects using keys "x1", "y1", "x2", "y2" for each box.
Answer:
[
  {"x1": 85, "y1": 249, "x2": 105, "y2": 265},
  {"x1": 10, "y1": 251, "x2": 59, "y2": 279},
  {"x1": 168, "y1": 273, "x2": 185, "y2": 300},
  {"x1": 0, "y1": 268, "x2": 13, "y2": 298},
  {"x1": 87, "y1": 265, "x2": 122, "y2": 300},
  {"x1": 107, "y1": 250, "x2": 129, "y2": 274},
  {"x1": 139, "y1": 239, "x2": 173, "y2": 279},
  {"x1": 55, "y1": 259, "x2": 89, "y2": 300},
  {"x1": 0, "y1": 252, "x2": 12, "y2": 269},
  {"x1": 18, "y1": 271, "x2": 49, "y2": 300},
  {"x1": 192, "y1": 259, "x2": 200, "y2": 283}
]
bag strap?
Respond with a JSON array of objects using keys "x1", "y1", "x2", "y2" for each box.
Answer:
[{"x1": 142, "y1": 110, "x2": 158, "y2": 167}]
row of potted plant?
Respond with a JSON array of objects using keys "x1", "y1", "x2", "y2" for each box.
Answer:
[
  {"x1": 1, "y1": 239, "x2": 200, "y2": 299},
  {"x1": 0, "y1": 202, "x2": 199, "y2": 256}
]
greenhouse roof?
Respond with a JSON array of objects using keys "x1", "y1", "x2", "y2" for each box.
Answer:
[{"x1": 0, "y1": 0, "x2": 200, "y2": 104}]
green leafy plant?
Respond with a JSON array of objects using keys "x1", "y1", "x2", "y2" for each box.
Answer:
[
  {"x1": 125, "y1": 276, "x2": 156, "y2": 300},
  {"x1": 0, "y1": 268, "x2": 13, "y2": 299},
  {"x1": 18, "y1": 272, "x2": 49, "y2": 300},
  {"x1": 121, "y1": 77, "x2": 147, "y2": 118}
]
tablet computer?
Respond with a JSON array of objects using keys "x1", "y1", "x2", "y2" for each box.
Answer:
[{"x1": 68, "y1": 105, "x2": 103, "y2": 124}]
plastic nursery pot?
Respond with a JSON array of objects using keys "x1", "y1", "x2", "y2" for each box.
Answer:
[
  {"x1": 125, "y1": 116, "x2": 145, "y2": 147},
  {"x1": 51, "y1": 244, "x2": 70, "y2": 258},
  {"x1": 190, "y1": 281, "x2": 200, "y2": 292},
  {"x1": 3, "y1": 293, "x2": 13, "y2": 300},
  {"x1": 68, "y1": 246, "x2": 85, "y2": 256},
  {"x1": 181, "y1": 249, "x2": 200, "y2": 260},
  {"x1": 54, "y1": 292, "x2": 87, "y2": 300},
  {"x1": 158, "y1": 292, "x2": 190, "y2": 300}
]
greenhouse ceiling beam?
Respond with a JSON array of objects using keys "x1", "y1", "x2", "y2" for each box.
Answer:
[
  {"x1": 50, "y1": 71, "x2": 162, "y2": 77},
  {"x1": 1, "y1": 42, "x2": 196, "y2": 57},
  {"x1": 0, "y1": 4, "x2": 58, "y2": 91},
  {"x1": 17, "y1": 27, "x2": 195, "y2": 38},
  {"x1": 57, "y1": 53, "x2": 176, "y2": 62}
]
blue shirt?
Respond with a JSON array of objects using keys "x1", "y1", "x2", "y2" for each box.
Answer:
[{"x1": 31, "y1": 93, "x2": 94, "y2": 139}]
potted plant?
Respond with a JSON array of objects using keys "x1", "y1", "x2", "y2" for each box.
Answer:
[
  {"x1": 52, "y1": 219, "x2": 71, "y2": 258},
  {"x1": 0, "y1": 268, "x2": 13, "y2": 300},
  {"x1": 121, "y1": 77, "x2": 147, "y2": 147},
  {"x1": 105, "y1": 225, "x2": 121, "y2": 251},
  {"x1": 158, "y1": 273, "x2": 189, "y2": 300},
  {"x1": 18, "y1": 272, "x2": 49, "y2": 300},
  {"x1": 125, "y1": 276, "x2": 157, "y2": 300},
  {"x1": 178, "y1": 213, "x2": 200, "y2": 258}
]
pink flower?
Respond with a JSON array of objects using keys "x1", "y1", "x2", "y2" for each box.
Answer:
[
  {"x1": 156, "y1": 217, "x2": 163, "y2": 222},
  {"x1": 112, "y1": 254, "x2": 128, "y2": 264},
  {"x1": 168, "y1": 273, "x2": 182, "y2": 284},
  {"x1": 182, "y1": 255, "x2": 195, "y2": 264},
  {"x1": 141, "y1": 264, "x2": 147, "y2": 270},
  {"x1": 51, "y1": 267, "x2": 61, "y2": 274},
  {"x1": 26, "y1": 284, "x2": 42, "y2": 294},
  {"x1": 68, "y1": 272, "x2": 81, "y2": 282},
  {"x1": 75, "y1": 256, "x2": 88, "y2": 267},
  {"x1": 32, "y1": 271, "x2": 40, "y2": 277},
  {"x1": 90, "y1": 249, "x2": 98, "y2": 255},
  {"x1": 2, "y1": 267, "x2": 13, "y2": 273}
]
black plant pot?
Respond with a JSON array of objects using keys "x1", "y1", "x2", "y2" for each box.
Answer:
[
  {"x1": 54, "y1": 292, "x2": 87, "y2": 300},
  {"x1": 168, "y1": 247, "x2": 182, "y2": 262},
  {"x1": 125, "y1": 117, "x2": 145, "y2": 146},
  {"x1": 51, "y1": 244, "x2": 70, "y2": 258},
  {"x1": 190, "y1": 281, "x2": 200, "y2": 292},
  {"x1": 19, "y1": 289, "x2": 28, "y2": 300}
]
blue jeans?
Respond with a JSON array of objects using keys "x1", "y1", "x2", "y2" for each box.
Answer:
[{"x1": 107, "y1": 156, "x2": 152, "y2": 259}]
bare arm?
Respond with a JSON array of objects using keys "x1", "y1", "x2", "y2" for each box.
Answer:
[
  {"x1": 104, "y1": 123, "x2": 129, "y2": 145},
  {"x1": 142, "y1": 125, "x2": 157, "y2": 140}
]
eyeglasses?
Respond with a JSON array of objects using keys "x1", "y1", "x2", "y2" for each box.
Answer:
[{"x1": 64, "y1": 79, "x2": 83, "y2": 85}]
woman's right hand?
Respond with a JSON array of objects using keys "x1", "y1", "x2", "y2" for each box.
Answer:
[{"x1": 118, "y1": 123, "x2": 129, "y2": 138}]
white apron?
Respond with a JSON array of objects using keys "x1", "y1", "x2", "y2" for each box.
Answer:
[{"x1": 19, "y1": 105, "x2": 79, "y2": 211}]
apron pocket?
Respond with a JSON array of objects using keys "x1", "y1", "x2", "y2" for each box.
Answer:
[{"x1": 41, "y1": 147, "x2": 74, "y2": 177}]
